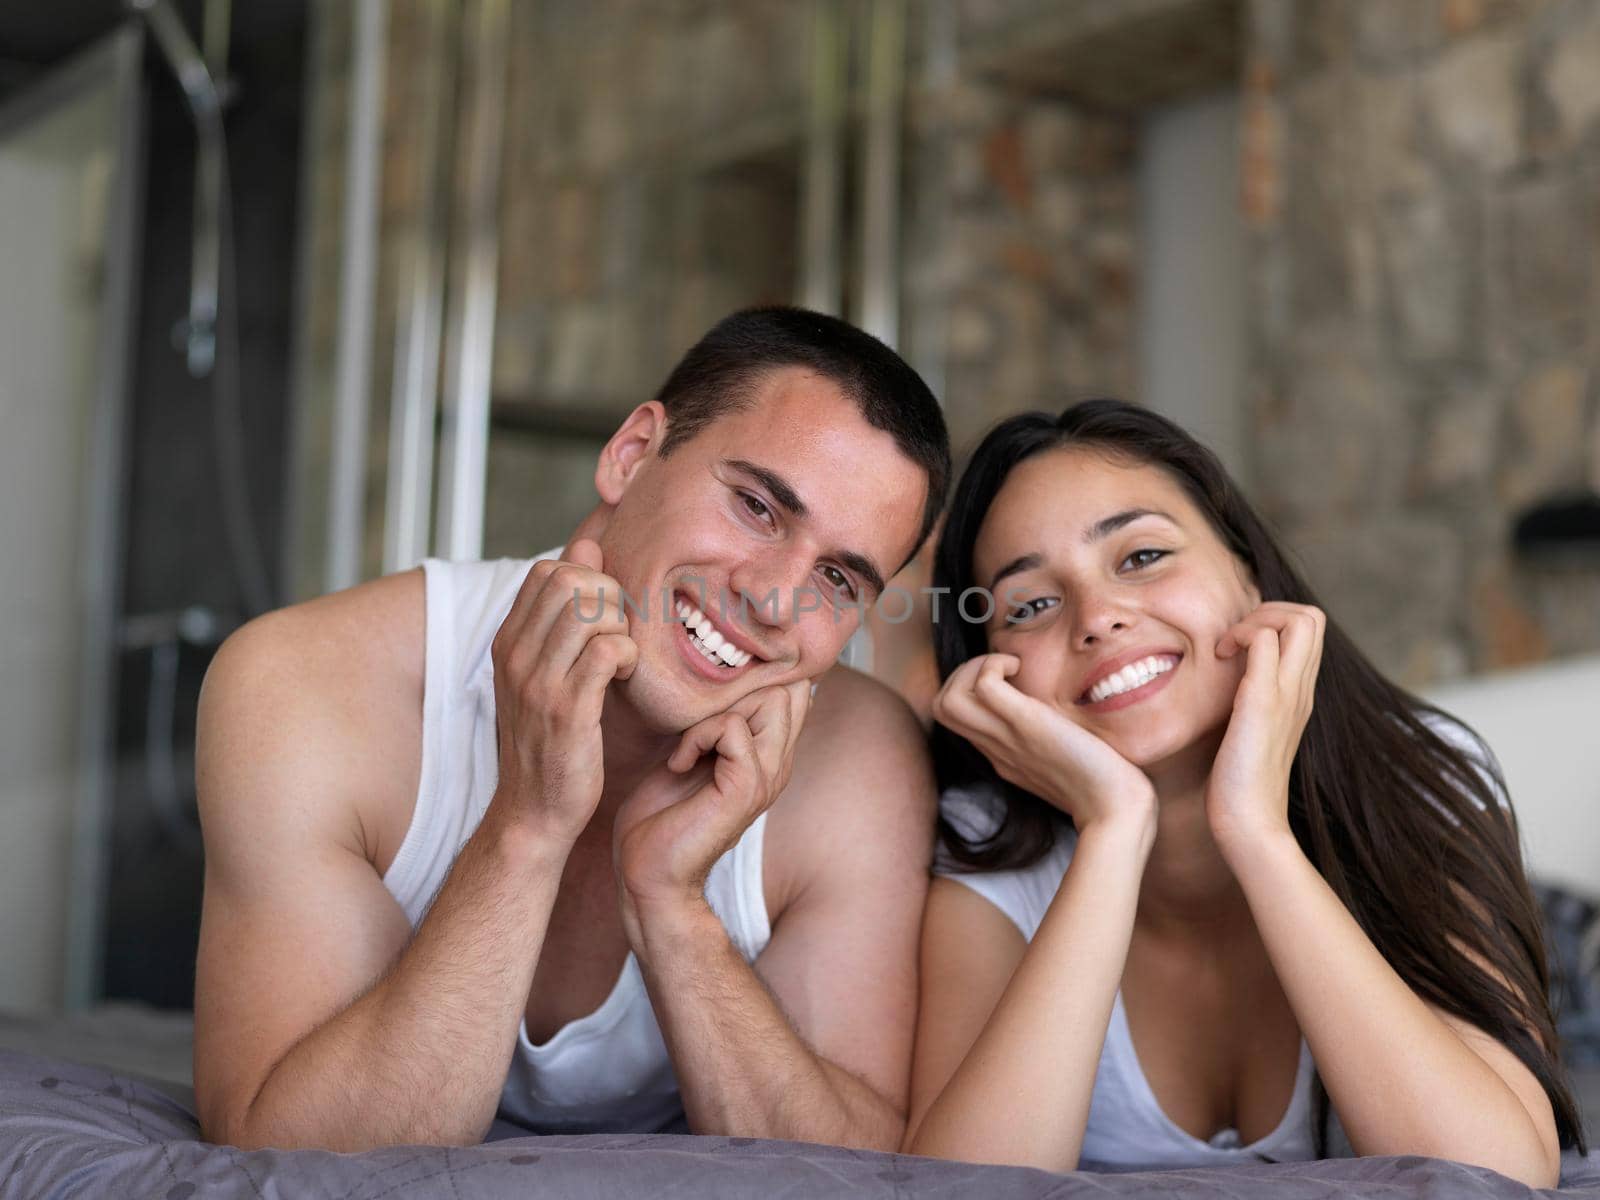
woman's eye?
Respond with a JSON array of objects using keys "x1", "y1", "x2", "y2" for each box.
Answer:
[
  {"x1": 1005, "y1": 596, "x2": 1058, "y2": 624},
  {"x1": 1122, "y1": 548, "x2": 1168, "y2": 571}
]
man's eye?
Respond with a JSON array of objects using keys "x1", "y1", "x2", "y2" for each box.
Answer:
[
  {"x1": 1123, "y1": 548, "x2": 1168, "y2": 571},
  {"x1": 740, "y1": 492, "x2": 773, "y2": 523},
  {"x1": 820, "y1": 565, "x2": 855, "y2": 598}
]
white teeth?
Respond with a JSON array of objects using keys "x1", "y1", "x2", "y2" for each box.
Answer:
[
  {"x1": 1087, "y1": 655, "x2": 1178, "y2": 703},
  {"x1": 675, "y1": 598, "x2": 751, "y2": 668}
]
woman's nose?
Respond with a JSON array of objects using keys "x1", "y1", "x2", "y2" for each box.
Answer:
[{"x1": 1072, "y1": 589, "x2": 1133, "y2": 647}]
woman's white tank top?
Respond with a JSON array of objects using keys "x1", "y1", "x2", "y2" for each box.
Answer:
[
  {"x1": 937, "y1": 785, "x2": 1346, "y2": 1168},
  {"x1": 380, "y1": 553, "x2": 772, "y2": 1132},
  {"x1": 934, "y1": 714, "x2": 1503, "y2": 1167}
]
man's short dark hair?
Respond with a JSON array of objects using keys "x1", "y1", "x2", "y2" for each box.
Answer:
[{"x1": 653, "y1": 306, "x2": 950, "y2": 558}]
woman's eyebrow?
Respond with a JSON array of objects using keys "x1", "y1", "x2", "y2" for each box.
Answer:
[
  {"x1": 987, "y1": 512, "x2": 1176, "y2": 588},
  {"x1": 1084, "y1": 508, "x2": 1175, "y2": 543},
  {"x1": 989, "y1": 553, "x2": 1042, "y2": 591}
]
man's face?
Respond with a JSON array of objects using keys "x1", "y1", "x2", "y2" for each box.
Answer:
[{"x1": 593, "y1": 368, "x2": 928, "y2": 732}]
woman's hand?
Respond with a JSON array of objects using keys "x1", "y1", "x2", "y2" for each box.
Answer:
[
  {"x1": 933, "y1": 653, "x2": 1156, "y2": 839},
  {"x1": 1206, "y1": 601, "x2": 1325, "y2": 853}
]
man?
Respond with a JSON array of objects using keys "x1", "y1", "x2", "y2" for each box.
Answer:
[{"x1": 191, "y1": 307, "x2": 950, "y2": 1152}]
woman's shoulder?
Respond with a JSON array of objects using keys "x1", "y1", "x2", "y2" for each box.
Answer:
[{"x1": 935, "y1": 782, "x2": 1075, "y2": 942}]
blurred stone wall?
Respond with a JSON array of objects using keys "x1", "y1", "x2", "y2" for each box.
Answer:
[
  {"x1": 905, "y1": 0, "x2": 1600, "y2": 684},
  {"x1": 1242, "y1": 0, "x2": 1600, "y2": 682},
  {"x1": 487, "y1": 0, "x2": 810, "y2": 558},
  {"x1": 899, "y1": 0, "x2": 1237, "y2": 459},
  {"x1": 902, "y1": 75, "x2": 1138, "y2": 455},
  {"x1": 290, "y1": 0, "x2": 1600, "y2": 684},
  {"x1": 286, "y1": 0, "x2": 431, "y2": 589},
  {"x1": 494, "y1": 0, "x2": 809, "y2": 406}
]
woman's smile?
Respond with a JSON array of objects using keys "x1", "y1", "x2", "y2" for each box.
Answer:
[{"x1": 1076, "y1": 650, "x2": 1184, "y2": 711}]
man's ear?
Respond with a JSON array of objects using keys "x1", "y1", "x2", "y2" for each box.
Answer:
[{"x1": 595, "y1": 402, "x2": 667, "y2": 504}]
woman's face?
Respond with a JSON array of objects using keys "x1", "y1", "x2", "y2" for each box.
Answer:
[{"x1": 972, "y1": 447, "x2": 1260, "y2": 776}]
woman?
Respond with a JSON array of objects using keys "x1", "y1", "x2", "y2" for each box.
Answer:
[{"x1": 902, "y1": 400, "x2": 1582, "y2": 1185}]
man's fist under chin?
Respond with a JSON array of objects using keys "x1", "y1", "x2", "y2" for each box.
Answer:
[{"x1": 614, "y1": 681, "x2": 813, "y2": 919}]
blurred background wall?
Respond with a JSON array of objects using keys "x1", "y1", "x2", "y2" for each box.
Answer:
[
  {"x1": 294, "y1": 0, "x2": 1600, "y2": 678},
  {"x1": 0, "y1": 0, "x2": 1597, "y2": 1018},
  {"x1": 0, "y1": 1, "x2": 306, "y2": 1014}
]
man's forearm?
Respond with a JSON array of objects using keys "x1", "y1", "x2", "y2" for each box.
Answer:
[
  {"x1": 629, "y1": 899, "x2": 903, "y2": 1149},
  {"x1": 220, "y1": 805, "x2": 568, "y2": 1151}
]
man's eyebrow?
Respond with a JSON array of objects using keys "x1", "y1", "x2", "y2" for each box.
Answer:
[
  {"x1": 989, "y1": 553, "x2": 1042, "y2": 591},
  {"x1": 724, "y1": 458, "x2": 886, "y2": 596},
  {"x1": 725, "y1": 459, "x2": 807, "y2": 518},
  {"x1": 1085, "y1": 508, "x2": 1175, "y2": 542},
  {"x1": 837, "y1": 551, "x2": 886, "y2": 598}
]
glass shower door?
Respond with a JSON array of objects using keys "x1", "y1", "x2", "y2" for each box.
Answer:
[{"x1": 0, "y1": 29, "x2": 143, "y2": 1013}]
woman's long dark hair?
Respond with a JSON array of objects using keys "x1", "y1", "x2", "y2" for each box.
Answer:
[{"x1": 932, "y1": 399, "x2": 1585, "y2": 1153}]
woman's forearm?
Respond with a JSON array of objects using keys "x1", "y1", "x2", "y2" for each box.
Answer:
[
  {"x1": 1224, "y1": 829, "x2": 1560, "y2": 1187},
  {"x1": 906, "y1": 820, "x2": 1151, "y2": 1171}
]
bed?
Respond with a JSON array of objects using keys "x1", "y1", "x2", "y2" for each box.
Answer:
[{"x1": 3, "y1": 1022, "x2": 1600, "y2": 1198}]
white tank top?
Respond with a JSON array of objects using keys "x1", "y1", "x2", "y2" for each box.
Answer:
[
  {"x1": 381, "y1": 553, "x2": 772, "y2": 1133},
  {"x1": 936, "y1": 786, "x2": 1340, "y2": 1169},
  {"x1": 936, "y1": 715, "x2": 1503, "y2": 1166}
]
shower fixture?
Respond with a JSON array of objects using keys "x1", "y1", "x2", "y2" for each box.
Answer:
[
  {"x1": 125, "y1": 0, "x2": 273, "y2": 616},
  {"x1": 128, "y1": 0, "x2": 231, "y2": 379}
]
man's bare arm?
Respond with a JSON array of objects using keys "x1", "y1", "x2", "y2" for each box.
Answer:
[
  {"x1": 625, "y1": 669, "x2": 935, "y2": 1147},
  {"x1": 194, "y1": 546, "x2": 636, "y2": 1150},
  {"x1": 195, "y1": 755, "x2": 567, "y2": 1149}
]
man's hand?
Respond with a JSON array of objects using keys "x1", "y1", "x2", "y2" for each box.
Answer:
[
  {"x1": 489, "y1": 538, "x2": 638, "y2": 842},
  {"x1": 613, "y1": 680, "x2": 811, "y2": 929},
  {"x1": 613, "y1": 671, "x2": 927, "y2": 1149}
]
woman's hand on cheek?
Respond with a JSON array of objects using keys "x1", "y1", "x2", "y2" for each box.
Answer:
[
  {"x1": 1206, "y1": 602, "x2": 1325, "y2": 855},
  {"x1": 934, "y1": 653, "x2": 1157, "y2": 842}
]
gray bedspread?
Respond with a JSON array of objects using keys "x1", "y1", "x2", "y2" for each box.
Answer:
[{"x1": 4, "y1": 1049, "x2": 1600, "y2": 1199}]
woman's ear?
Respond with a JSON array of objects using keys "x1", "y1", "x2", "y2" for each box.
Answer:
[
  {"x1": 595, "y1": 402, "x2": 667, "y2": 504},
  {"x1": 1234, "y1": 555, "x2": 1263, "y2": 609}
]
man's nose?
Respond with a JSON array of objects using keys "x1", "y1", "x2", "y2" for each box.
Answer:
[{"x1": 730, "y1": 550, "x2": 815, "y2": 629}]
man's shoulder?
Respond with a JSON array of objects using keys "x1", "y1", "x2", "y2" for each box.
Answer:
[
  {"x1": 797, "y1": 663, "x2": 923, "y2": 754},
  {"x1": 773, "y1": 666, "x2": 935, "y2": 840},
  {"x1": 210, "y1": 568, "x2": 427, "y2": 701},
  {"x1": 197, "y1": 569, "x2": 428, "y2": 863},
  {"x1": 763, "y1": 665, "x2": 936, "y2": 915}
]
